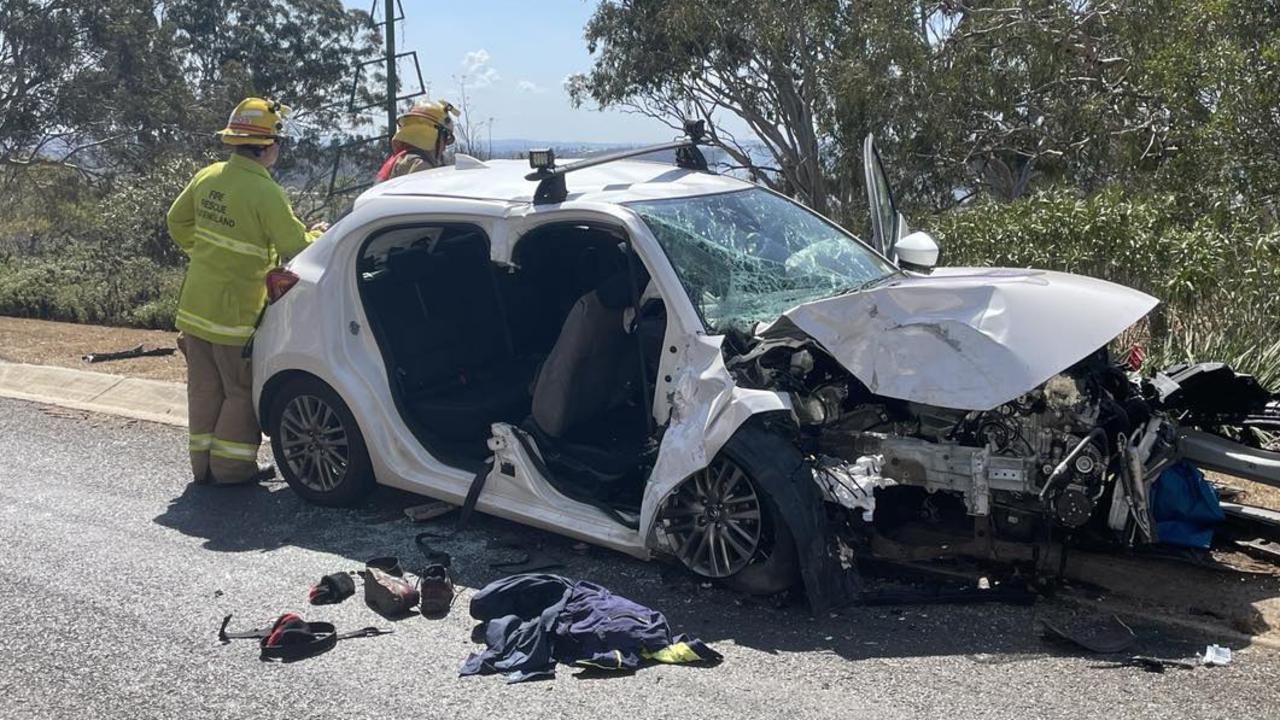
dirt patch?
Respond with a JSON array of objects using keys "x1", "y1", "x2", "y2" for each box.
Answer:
[
  {"x1": 1064, "y1": 547, "x2": 1280, "y2": 642},
  {"x1": 1208, "y1": 470, "x2": 1280, "y2": 512},
  {"x1": 0, "y1": 316, "x2": 185, "y2": 383}
]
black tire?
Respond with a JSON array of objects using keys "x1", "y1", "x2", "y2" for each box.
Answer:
[
  {"x1": 267, "y1": 375, "x2": 375, "y2": 507},
  {"x1": 659, "y1": 426, "x2": 802, "y2": 596},
  {"x1": 723, "y1": 490, "x2": 800, "y2": 596}
]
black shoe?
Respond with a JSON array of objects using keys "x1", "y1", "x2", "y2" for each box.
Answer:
[{"x1": 208, "y1": 465, "x2": 276, "y2": 486}]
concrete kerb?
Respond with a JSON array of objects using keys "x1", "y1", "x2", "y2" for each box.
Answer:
[{"x1": 0, "y1": 361, "x2": 187, "y2": 427}]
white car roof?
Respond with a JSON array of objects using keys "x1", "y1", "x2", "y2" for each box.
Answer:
[{"x1": 358, "y1": 156, "x2": 755, "y2": 207}]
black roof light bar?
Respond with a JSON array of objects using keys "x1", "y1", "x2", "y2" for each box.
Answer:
[{"x1": 526, "y1": 120, "x2": 710, "y2": 205}]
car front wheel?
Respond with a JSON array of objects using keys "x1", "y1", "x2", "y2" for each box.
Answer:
[
  {"x1": 267, "y1": 375, "x2": 374, "y2": 507},
  {"x1": 659, "y1": 451, "x2": 800, "y2": 596}
]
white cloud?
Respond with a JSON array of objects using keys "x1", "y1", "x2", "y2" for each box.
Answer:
[
  {"x1": 462, "y1": 49, "x2": 489, "y2": 72},
  {"x1": 461, "y1": 49, "x2": 500, "y2": 88},
  {"x1": 517, "y1": 80, "x2": 542, "y2": 93}
]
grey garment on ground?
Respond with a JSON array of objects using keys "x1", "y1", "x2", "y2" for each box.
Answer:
[
  {"x1": 179, "y1": 333, "x2": 261, "y2": 484},
  {"x1": 530, "y1": 290, "x2": 631, "y2": 437}
]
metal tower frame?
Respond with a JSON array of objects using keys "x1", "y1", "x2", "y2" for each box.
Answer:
[{"x1": 325, "y1": 0, "x2": 427, "y2": 203}]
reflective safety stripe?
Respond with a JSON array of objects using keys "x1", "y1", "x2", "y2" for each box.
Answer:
[
  {"x1": 211, "y1": 438, "x2": 259, "y2": 461},
  {"x1": 194, "y1": 227, "x2": 269, "y2": 260},
  {"x1": 643, "y1": 642, "x2": 701, "y2": 664},
  {"x1": 189, "y1": 433, "x2": 213, "y2": 452},
  {"x1": 176, "y1": 309, "x2": 255, "y2": 339},
  {"x1": 574, "y1": 650, "x2": 625, "y2": 670},
  {"x1": 210, "y1": 448, "x2": 258, "y2": 462},
  {"x1": 640, "y1": 639, "x2": 721, "y2": 665}
]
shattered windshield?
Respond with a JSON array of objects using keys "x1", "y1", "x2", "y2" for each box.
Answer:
[{"x1": 629, "y1": 188, "x2": 897, "y2": 332}]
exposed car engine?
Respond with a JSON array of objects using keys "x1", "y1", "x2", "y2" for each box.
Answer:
[{"x1": 726, "y1": 339, "x2": 1187, "y2": 546}]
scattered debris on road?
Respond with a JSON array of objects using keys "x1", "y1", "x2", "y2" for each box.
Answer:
[
  {"x1": 1099, "y1": 655, "x2": 1198, "y2": 673},
  {"x1": 362, "y1": 565, "x2": 420, "y2": 617},
  {"x1": 460, "y1": 573, "x2": 722, "y2": 683},
  {"x1": 1202, "y1": 644, "x2": 1233, "y2": 666},
  {"x1": 308, "y1": 572, "x2": 356, "y2": 605},
  {"x1": 859, "y1": 580, "x2": 1037, "y2": 607},
  {"x1": 404, "y1": 500, "x2": 456, "y2": 522},
  {"x1": 1040, "y1": 614, "x2": 1137, "y2": 654},
  {"x1": 218, "y1": 613, "x2": 392, "y2": 663}
]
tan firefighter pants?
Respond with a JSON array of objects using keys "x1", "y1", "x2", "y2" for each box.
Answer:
[{"x1": 179, "y1": 333, "x2": 261, "y2": 484}]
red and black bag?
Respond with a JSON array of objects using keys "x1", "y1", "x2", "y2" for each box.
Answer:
[{"x1": 218, "y1": 613, "x2": 390, "y2": 662}]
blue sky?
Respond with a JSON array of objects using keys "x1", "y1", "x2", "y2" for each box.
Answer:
[{"x1": 348, "y1": 0, "x2": 678, "y2": 143}]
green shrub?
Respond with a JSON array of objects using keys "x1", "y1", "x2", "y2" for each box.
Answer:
[
  {"x1": 125, "y1": 294, "x2": 180, "y2": 330},
  {"x1": 0, "y1": 155, "x2": 210, "y2": 330},
  {"x1": 929, "y1": 186, "x2": 1280, "y2": 384},
  {"x1": 0, "y1": 253, "x2": 183, "y2": 329}
]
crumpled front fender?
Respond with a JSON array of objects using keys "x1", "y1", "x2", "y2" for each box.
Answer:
[
  {"x1": 640, "y1": 334, "x2": 790, "y2": 539},
  {"x1": 639, "y1": 334, "x2": 854, "y2": 612}
]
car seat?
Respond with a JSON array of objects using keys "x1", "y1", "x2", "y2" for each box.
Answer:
[
  {"x1": 381, "y1": 241, "x2": 534, "y2": 443},
  {"x1": 529, "y1": 270, "x2": 635, "y2": 438}
]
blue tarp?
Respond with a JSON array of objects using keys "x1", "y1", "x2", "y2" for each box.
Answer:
[{"x1": 1150, "y1": 460, "x2": 1225, "y2": 548}]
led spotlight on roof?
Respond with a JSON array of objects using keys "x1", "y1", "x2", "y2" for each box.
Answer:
[{"x1": 528, "y1": 148, "x2": 556, "y2": 172}]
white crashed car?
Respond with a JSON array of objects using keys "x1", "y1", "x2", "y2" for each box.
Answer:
[{"x1": 252, "y1": 133, "x2": 1280, "y2": 608}]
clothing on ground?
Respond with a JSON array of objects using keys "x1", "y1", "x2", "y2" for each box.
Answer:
[
  {"x1": 166, "y1": 153, "x2": 319, "y2": 345},
  {"x1": 180, "y1": 333, "x2": 261, "y2": 485},
  {"x1": 459, "y1": 573, "x2": 720, "y2": 683}
]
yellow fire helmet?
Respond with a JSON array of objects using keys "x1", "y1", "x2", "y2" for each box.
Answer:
[
  {"x1": 394, "y1": 100, "x2": 459, "y2": 151},
  {"x1": 216, "y1": 97, "x2": 291, "y2": 146}
]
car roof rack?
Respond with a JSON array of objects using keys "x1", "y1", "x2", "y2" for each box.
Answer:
[{"x1": 525, "y1": 120, "x2": 710, "y2": 205}]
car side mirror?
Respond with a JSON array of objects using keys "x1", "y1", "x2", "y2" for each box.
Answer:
[{"x1": 895, "y1": 231, "x2": 939, "y2": 272}]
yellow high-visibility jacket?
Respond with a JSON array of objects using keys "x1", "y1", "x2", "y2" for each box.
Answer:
[{"x1": 166, "y1": 153, "x2": 320, "y2": 346}]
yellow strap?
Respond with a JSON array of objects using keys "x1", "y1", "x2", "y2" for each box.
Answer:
[
  {"x1": 188, "y1": 433, "x2": 213, "y2": 451},
  {"x1": 642, "y1": 642, "x2": 703, "y2": 665},
  {"x1": 211, "y1": 438, "x2": 259, "y2": 461},
  {"x1": 574, "y1": 650, "x2": 625, "y2": 670},
  {"x1": 176, "y1": 309, "x2": 255, "y2": 339},
  {"x1": 194, "y1": 227, "x2": 269, "y2": 260}
]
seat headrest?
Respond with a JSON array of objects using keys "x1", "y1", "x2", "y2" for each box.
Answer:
[
  {"x1": 596, "y1": 270, "x2": 634, "y2": 310},
  {"x1": 386, "y1": 246, "x2": 437, "y2": 282}
]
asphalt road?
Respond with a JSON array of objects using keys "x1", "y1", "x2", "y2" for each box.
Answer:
[{"x1": 3, "y1": 396, "x2": 1279, "y2": 720}]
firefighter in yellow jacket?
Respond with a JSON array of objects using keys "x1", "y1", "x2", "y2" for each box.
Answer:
[{"x1": 166, "y1": 98, "x2": 323, "y2": 485}]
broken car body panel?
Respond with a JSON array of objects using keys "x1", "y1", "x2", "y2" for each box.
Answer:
[
  {"x1": 763, "y1": 268, "x2": 1158, "y2": 411},
  {"x1": 640, "y1": 333, "x2": 792, "y2": 539}
]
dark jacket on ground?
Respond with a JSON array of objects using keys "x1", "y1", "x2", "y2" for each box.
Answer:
[{"x1": 459, "y1": 573, "x2": 720, "y2": 683}]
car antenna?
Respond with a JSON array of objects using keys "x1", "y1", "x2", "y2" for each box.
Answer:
[{"x1": 525, "y1": 120, "x2": 710, "y2": 205}]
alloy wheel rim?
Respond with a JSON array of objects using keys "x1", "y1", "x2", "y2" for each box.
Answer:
[
  {"x1": 279, "y1": 394, "x2": 350, "y2": 492},
  {"x1": 660, "y1": 456, "x2": 763, "y2": 578}
]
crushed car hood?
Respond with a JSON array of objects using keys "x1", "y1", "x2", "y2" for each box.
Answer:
[{"x1": 760, "y1": 268, "x2": 1158, "y2": 411}]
